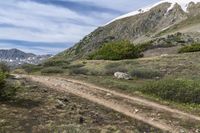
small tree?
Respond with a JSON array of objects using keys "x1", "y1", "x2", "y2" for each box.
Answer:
[
  {"x1": 88, "y1": 40, "x2": 143, "y2": 60},
  {"x1": 0, "y1": 63, "x2": 10, "y2": 73}
]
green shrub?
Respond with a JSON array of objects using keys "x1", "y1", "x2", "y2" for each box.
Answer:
[
  {"x1": 68, "y1": 64, "x2": 85, "y2": 69},
  {"x1": 178, "y1": 43, "x2": 200, "y2": 53},
  {"x1": 21, "y1": 64, "x2": 42, "y2": 74},
  {"x1": 69, "y1": 68, "x2": 88, "y2": 75},
  {"x1": 0, "y1": 63, "x2": 10, "y2": 73},
  {"x1": 137, "y1": 41, "x2": 154, "y2": 52},
  {"x1": 88, "y1": 40, "x2": 143, "y2": 60},
  {"x1": 130, "y1": 69, "x2": 162, "y2": 79},
  {"x1": 43, "y1": 59, "x2": 70, "y2": 67},
  {"x1": 0, "y1": 71, "x2": 17, "y2": 101},
  {"x1": 0, "y1": 83, "x2": 18, "y2": 101},
  {"x1": 0, "y1": 71, "x2": 5, "y2": 87},
  {"x1": 140, "y1": 79, "x2": 200, "y2": 104},
  {"x1": 41, "y1": 67, "x2": 64, "y2": 74}
]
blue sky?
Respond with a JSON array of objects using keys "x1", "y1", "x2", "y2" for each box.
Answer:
[{"x1": 0, "y1": 0, "x2": 159, "y2": 55}]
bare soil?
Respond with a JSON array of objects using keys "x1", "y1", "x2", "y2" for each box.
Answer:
[
  {"x1": 0, "y1": 76, "x2": 162, "y2": 133},
  {"x1": 20, "y1": 75, "x2": 200, "y2": 133}
]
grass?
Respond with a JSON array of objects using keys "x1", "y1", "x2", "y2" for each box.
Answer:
[
  {"x1": 21, "y1": 51, "x2": 200, "y2": 112},
  {"x1": 41, "y1": 67, "x2": 64, "y2": 74},
  {"x1": 139, "y1": 78, "x2": 200, "y2": 104},
  {"x1": 178, "y1": 43, "x2": 200, "y2": 53}
]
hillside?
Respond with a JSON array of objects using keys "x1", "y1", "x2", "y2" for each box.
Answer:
[{"x1": 55, "y1": 0, "x2": 200, "y2": 60}]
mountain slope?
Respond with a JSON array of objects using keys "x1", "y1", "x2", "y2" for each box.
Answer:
[
  {"x1": 0, "y1": 49, "x2": 52, "y2": 66},
  {"x1": 0, "y1": 49, "x2": 35, "y2": 60},
  {"x1": 56, "y1": 0, "x2": 200, "y2": 60}
]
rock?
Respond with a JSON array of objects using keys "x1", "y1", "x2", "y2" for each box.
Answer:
[
  {"x1": 106, "y1": 93, "x2": 112, "y2": 96},
  {"x1": 160, "y1": 54, "x2": 169, "y2": 57},
  {"x1": 114, "y1": 72, "x2": 132, "y2": 80},
  {"x1": 134, "y1": 109, "x2": 139, "y2": 114},
  {"x1": 79, "y1": 116, "x2": 84, "y2": 124},
  {"x1": 56, "y1": 99, "x2": 65, "y2": 109},
  {"x1": 58, "y1": 97, "x2": 69, "y2": 103},
  {"x1": 155, "y1": 76, "x2": 160, "y2": 80},
  {"x1": 180, "y1": 129, "x2": 185, "y2": 133}
]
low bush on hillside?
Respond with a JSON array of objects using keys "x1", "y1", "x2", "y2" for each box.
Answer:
[
  {"x1": 139, "y1": 79, "x2": 200, "y2": 104},
  {"x1": 0, "y1": 62, "x2": 10, "y2": 73},
  {"x1": 43, "y1": 59, "x2": 70, "y2": 67},
  {"x1": 41, "y1": 67, "x2": 64, "y2": 74},
  {"x1": 67, "y1": 64, "x2": 85, "y2": 69},
  {"x1": 21, "y1": 64, "x2": 42, "y2": 74},
  {"x1": 178, "y1": 43, "x2": 200, "y2": 53},
  {"x1": 137, "y1": 41, "x2": 154, "y2": 52},
  {"x1": 88, "y1": 40, "x2": 143, "y2": 60},
  {"x1": 130, "y1": 69, "x2": 162, "y2": 79},
  {"x1": 69, "y1": 68, "x2": 88, "y2": 75},
  {"x1": 0, "y1": 70, "x2": 17, "y2": 101}
]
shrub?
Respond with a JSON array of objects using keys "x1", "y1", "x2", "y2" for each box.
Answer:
[
  {"x1": 88, "y1": 40, "x2": 143, "y2": 60},
  {"x1": 69, "y1": 68, "x2": 88, "y2": 75},
  {"x1": 0, "y1": 71, "x2": 17, "y2": 101},
  {"x1": 68, "y1": 64, "x2": 85, "y2": 69},
  {"x1": 0, "y1": 83, "x2": 18, "y2": 101},
  {"x1": 41, "y1": 67, "x2": 64, "y2": 74},
  {"x1": 21, "y1": 64, "x2": 42, "y2": 74},
  {"x1": 178, "y1": 43, "x2": 200, "y2": 53},
  {"x1": 0, "y1": 63, "x2": 10, "y2": 73},
  {"x1": 139, "y1": 79, "x2": 200, "y2": 104},
  {"x1": 137, "y1": 41, "x2": 154, "y2": 52},
  {"x1": 43, "y1": 59, "x2": 70, "y2": 67},
  {"x1": 130, "y1": 69, "x2": 162, "y2": 79}
]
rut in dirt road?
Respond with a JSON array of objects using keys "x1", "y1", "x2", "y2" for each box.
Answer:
[{"x1": 22, "y1": 75, "x2": 200, "y2": 133}]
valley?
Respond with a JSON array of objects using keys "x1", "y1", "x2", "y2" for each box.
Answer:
[{"x1": 1, "y1": 0, "x2": 200, "y2": 132}]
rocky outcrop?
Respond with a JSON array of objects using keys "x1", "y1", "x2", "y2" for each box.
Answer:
[{"x1": 114, "y1": 72, "x2": 132, "y2": 80}]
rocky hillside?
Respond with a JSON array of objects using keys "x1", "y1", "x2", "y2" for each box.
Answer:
[
  {"x1": 0, "y1": 49, "x2": 52, "y2": 66},
  {"x1": 56, "y1": 0, "x2": 200, "y2": 60}
]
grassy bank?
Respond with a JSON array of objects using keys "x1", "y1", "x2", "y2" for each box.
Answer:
[{"x1": 18, "y1": 52, "x2": 200, "y2": 113}]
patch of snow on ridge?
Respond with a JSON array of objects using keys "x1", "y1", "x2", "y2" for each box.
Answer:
[
  {"x1": 105, "y1": 0, "x2": 200, "y2": 25},
  {"x1": 165, "y1": 0, "x2": 200, "y2": 12},
  {"x1": 105, "y1": 1, "x2": 166, "y2": 25}
]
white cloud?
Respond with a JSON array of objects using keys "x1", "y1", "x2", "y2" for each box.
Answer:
[
  {"x1": 0, "y1": 0, "x2": 160, "y2": 54},
  {"x1": 0, "y1": 0, "x2": 115, "y2": 43}
]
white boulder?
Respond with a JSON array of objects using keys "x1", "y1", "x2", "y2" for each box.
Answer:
[{"x1": 114, "y1": 72, "x2": 132, "y2": 80}]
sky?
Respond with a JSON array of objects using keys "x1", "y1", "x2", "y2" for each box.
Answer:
[{"x1": 0, "y1": 0, "x2": 160, "y2": 55}]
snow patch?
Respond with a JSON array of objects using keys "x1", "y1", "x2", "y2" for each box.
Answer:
[{"x1": 105, "y1": 0, "x2": 200, "y2": 25}]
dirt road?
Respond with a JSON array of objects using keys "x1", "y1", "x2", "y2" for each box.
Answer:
[{"x1": 21, "y1": 75, "x2": 200, "y2": 133}]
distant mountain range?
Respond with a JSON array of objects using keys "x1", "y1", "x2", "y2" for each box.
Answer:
[
  {"x1": 0, "y1": 49, "x2": 52, "y2": 66},
  {"x1": 55, "y1": 0, "x2": 200, "y2": 60}
]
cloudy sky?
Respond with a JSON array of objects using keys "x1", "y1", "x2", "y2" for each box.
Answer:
[{"x1": 0, "y1": 0, "x2": 160, "y2": 55}]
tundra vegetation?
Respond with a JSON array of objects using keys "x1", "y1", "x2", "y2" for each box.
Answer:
[
  {"x1": 19, "y1": 43, "x2": 200, "y2": 114},
  {"x1": 0, "y1": 63, "x2": 18, "y2": 101}
]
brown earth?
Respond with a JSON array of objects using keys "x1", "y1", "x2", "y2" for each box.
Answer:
[{"x1": 20, "y1": 75, "x2": 200, "y2": 133}]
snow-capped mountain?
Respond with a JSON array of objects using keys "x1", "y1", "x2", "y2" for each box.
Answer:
[
  {"x1": 0, "y1": 49, "x2": 52, "y2": 66},
  {"x1": 106, "y1": 0, "x2": 200, "y2": 25},
  {"x1": 56, "y1": 0, "x2": 200, "y2": 60}
]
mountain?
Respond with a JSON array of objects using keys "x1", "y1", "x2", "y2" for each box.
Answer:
[
  {"x1": 55, "y1": 0, "x2": 200, "y2": 60},
  {"x1": 0, "y1": 49, "x2": 52, "y2": 66}
]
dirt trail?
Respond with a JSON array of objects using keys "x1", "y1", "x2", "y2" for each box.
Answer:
[{"x1": 21, "y1": 75, "x2": 200, "y2": 133}]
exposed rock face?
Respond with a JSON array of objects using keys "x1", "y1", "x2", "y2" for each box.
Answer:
[
  {"x1": 114, "y1": 72, "x2": 132, "y2": 80},
  {"x1": 56, "y1": 1, "x2": 200, "y2": 60}
]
